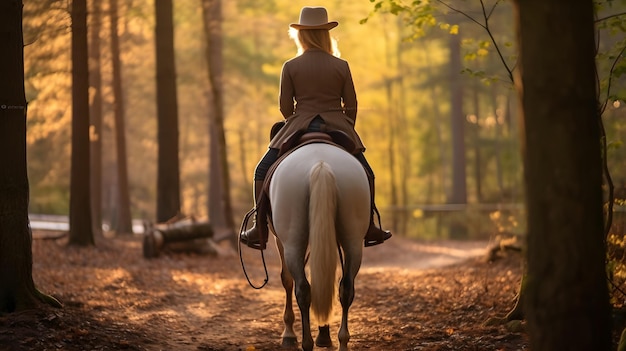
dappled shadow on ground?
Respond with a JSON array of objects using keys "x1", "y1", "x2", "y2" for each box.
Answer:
[{"x1": 0, "y1": 233, "x2": 530, "y2": 350}]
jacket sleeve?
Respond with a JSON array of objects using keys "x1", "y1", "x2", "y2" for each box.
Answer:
[
  {"x1": 342, "y1": 62, "x2": 357, "y2": 122},
  {"x1": 279, "y1": 62, "x2": 295, "y2": 118}
]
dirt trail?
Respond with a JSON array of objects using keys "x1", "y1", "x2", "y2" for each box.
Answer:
[{"x1": 1, "y1": 234, "x2": 527, "y2": 351}]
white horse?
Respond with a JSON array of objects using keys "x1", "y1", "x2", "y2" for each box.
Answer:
[{"x1": 269, "y1": 143, "x2": 370, "y2": 351}]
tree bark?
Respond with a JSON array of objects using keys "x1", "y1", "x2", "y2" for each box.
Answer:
[
  {"x1": 0, "y1": 0, "x2": 60, "y2": 312},
  {"x1": 201, "y1": 0, "x2": 236, "y2": 241},
  {"x1": 448, "y1": 31, "x2": 467, "y2": 239},
  {"x1": 69, "y1": 0, "x2": 95, "y2": 245},
  {"x1": 155, "y1": 0, "x2": 181, "y2": 223},
  {"x1": 384, "y1": 79, "x2": 398, "y2": 231},
  {"x1": 515, "y1": 1, "x2": 611, "y2": 349},
  {"x1": 381, "y1": 26, "x2": 398, "y2": 232},
  {"x1": 110, "y1": 0, "x2": 133, "y2": 234},
  {"x1": 89, "y1": 0, "x2": 104, "y2": 238},
  {"x1": 490, "y1": 86, "x2": 504, "y2": 198},
  {"x1": 471, "y1": 80, "x2": 483, "y2": 202}
]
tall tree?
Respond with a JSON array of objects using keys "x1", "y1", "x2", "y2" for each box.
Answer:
[
  {"x1": 69, "y1": 0, "x2": 95, "y2": 245},
  {"x1": 447, "y1": 27, "x2": 468, "y2": 238},
  {"x1": 109, "y1": 0, "x2": 133, "y2": 234},
  {"x1": 89, "y1": 0, "x2": 104, "y2": 237},
  {"x1": 155, "y1": 0, "x2": 181, "y2": 223},
  {"x1": 201, "y1": 0, "x2": 236, "y2": 239},
  {"x1": 514, "y1": 0, "x2": 611, "y2": 349},
  {"x1": 0, "y1": 0, "x2": 60, "y2": 312}
]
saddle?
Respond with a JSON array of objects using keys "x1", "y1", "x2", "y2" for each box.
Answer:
[{"x1": 251, "y1": 129, "x2": 356, "y2": 249}]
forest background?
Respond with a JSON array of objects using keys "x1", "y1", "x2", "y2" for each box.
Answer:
[{"x1": 22, "y1": 0, "x2": 626, "y2": 241}]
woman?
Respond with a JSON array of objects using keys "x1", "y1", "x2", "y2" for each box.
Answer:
[{"x1": 240, "y1": 6, "x2": 391, "y2": 249}]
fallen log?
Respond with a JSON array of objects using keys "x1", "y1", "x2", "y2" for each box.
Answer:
[{"x1": 143, "y1": 219, "x2": 215, "y2": 258}]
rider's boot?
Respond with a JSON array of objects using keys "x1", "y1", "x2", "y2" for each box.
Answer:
[
  {"x1": 364, "y1": 175, "x2": 392, "y2": 247},
  {"x1": 240, "y1": 180, "x2": 266, "y2": 250}
]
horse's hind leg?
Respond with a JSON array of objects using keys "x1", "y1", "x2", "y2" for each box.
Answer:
[
  {"x1": 338, "y1": 248, "x2": 362, "y2": 351},
  {"x1": 285, "y1": 250, "x2": 314, "y2": 351},
  {"x1": 294, "y1": 276, "x2": 313, "y2": 351},
  {"x1": 277, "y1": 240, "x2": 297, "y2": 348},
  {"x1": 338, "y1": 275, "x2": 354, "y2": 351}
]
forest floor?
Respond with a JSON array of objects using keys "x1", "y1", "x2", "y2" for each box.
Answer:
[{"x1": 2, "y1": 231, "x2": 534, "y2": 350}]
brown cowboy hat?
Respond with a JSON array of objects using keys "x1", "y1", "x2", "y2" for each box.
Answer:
[{"x1": 290, "y1": 7, "x2": 338, "y2": 30}]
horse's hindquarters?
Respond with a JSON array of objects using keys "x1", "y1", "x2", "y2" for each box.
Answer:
[
  {"x1": 270, "y1": 143, "x2": 370, "y2": 239},
  {"x1": 269, "y1": 143, "x2": 370, "y2": 351}
]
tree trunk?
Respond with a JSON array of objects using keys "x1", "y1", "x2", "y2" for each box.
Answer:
[
  {"x1": 201, "y1": 0, "x2": 236, "y2": 241},
  {"x1": 515, "y1": 1, "x2": 611, "y2": 349},
  {"x1": 471, "y1": 80, "x2": 483, "y2": 202},
  {"x1": 0, "y1": 0, "x2": 60, "y2": 312},
  {"x1": 490, "y1": 86, "x2": 504, "y2": 198},
  {"x1": 208, "y1": 117, "x2": 224, "y2": 228},
  {"x1": 89, "y1": 0, "x2": 103, "y2": 238},
  {"x1": 69, "y1": 0, "x2": 95, "y2": 246},
  {"x1": 382, "y1": 25, "x2": 398, "y2": 232},
  {"x1": 421, "y1": 40, "x2": 447, "y2": 203},
  {"x1": 384, "y1": 79, "x2": 398, "y2": 232},
  {"x1": 110, "y1": 0, "x2": 133, "y2": 234},
  {"x1": 448, "y1": 31, "x2": 467, "y2": 239},
  {"x1": 155, "y1": 0, "x2": 181, "y2": 222},
  {"x1": 396, "y1": 17, "x2": 409, "y2": 236}
]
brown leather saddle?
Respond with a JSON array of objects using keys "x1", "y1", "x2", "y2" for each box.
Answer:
[{"x1": 251, "y1": 129, "x2": 357, "y2": 249}]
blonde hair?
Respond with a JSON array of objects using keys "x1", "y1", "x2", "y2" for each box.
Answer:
[{"x1": 289, "y1": 28, "x2": 340, "y2": 57}]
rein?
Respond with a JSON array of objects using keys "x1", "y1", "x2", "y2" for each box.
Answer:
[{"x1": 238, "y1": 208, "x2": 269, "y2": 289}]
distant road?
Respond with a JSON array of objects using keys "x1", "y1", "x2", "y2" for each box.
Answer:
[
  {"x1": 29, "y1": 214, "x2": 145, "y2": 233},
  {"x1": 29, "y1": 214, "x2": 69, "y2": 231}
]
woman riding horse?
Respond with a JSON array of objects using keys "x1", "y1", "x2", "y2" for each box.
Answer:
[{"x1": 240, "y1": 6, "x2": 392, "y2": 249}]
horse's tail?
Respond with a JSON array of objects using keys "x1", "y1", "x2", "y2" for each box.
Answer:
[{"x1": 309, "y1": 161, "x2": 338, "y2": 325}]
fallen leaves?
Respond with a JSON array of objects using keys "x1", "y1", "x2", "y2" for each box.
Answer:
[{"x1": 0, "y1": 234, "x2": 532, "y2": 351}]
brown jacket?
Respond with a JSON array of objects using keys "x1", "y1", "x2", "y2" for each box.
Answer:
[{"x1": 268, "y1": 48, "x2": 365, "y2": 152}]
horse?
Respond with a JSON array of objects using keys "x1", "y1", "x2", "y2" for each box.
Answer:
[{"x1": 269, "y1": 142, "x2": 370, "y2": 351}]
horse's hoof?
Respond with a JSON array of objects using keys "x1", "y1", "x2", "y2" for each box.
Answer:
[
  {"x1": 315, "y1": 325, "x2": 332, "y2": 347},
  {"x1": 281, "y1": 336, "x2": 298, "y2": 349}
]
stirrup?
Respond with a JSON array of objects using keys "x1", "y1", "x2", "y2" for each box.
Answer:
[
  {"x1": 239, "y1": 207, "x2": 265, "y2": 250},
  {"x1": 240, "y1": 228, "x2": 264, "y2": 250},
  {"x1": 364, "y1": 227, "x2": 392, "y2": 247},
  {"x1": 365, "y1": 206, "x2": 392, "y2": 247}
]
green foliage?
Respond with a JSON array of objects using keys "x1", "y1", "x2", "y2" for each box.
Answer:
[
  {"x1": 361, "y1": 0, "x2": 437, "y2": 39},
  {"x1": 595, "y1": 1, "x2": 626, "y2": 107},
  {"x1": 365, "y1": 0, "x2": 516, "y2": 84},
  {"x1": 460, "y1": 68, "x2": 498, "y2": 86}
]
